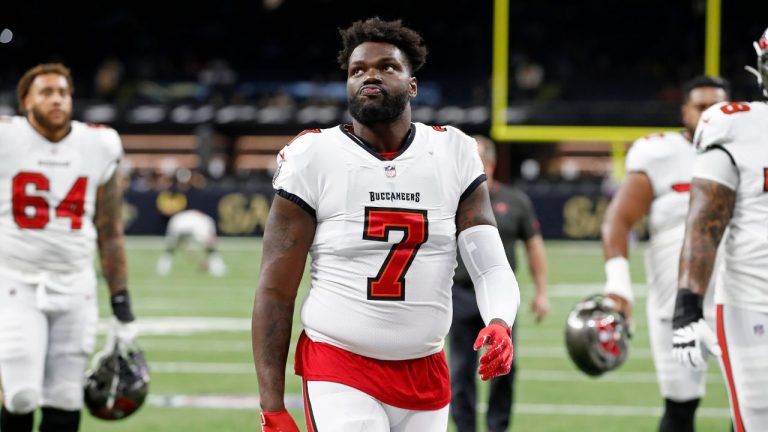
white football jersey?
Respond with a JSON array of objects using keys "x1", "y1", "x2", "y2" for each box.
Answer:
[
  {"x1": 273, "y1": 123, "x2": 485, "y2": 360},
  {"x1": 166, "y1": 209, "x2": 217, "y2": 245},
  {"x1": 0, "y1": 116, "x2": 122, "y2": 286},
  {"x1": 626, "y1": 132, "x2": 701, "y2": 318},
  {"x1": 694, "y1": 101, "x2": 768, "y2": 313}
]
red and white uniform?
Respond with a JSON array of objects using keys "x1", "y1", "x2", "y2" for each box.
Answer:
[
  {"x1": 0, "y1": 116, "x2": 122, "y2": 412},
  {"x1": 273, "y1": 123, "x2": 485, "y2": 414},
  {"x1": 693, "y1": 101, "x2": 768, "y2": 431},
  {"x1": 0, "y1": 116, "x2": 122, "y2": 287},
  {"x1": 626, "y1": 131, "x2": 716, "y2": 401}
]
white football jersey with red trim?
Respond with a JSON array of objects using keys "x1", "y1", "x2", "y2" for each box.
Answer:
[
  {"x1": 626, "y1": 131, "x2": 702, "y2": 319},
  {"x1": 273, "y1": 123, "x2": 485, "y2": 360},
  {"x1": 626, "y1": 132, "x2": 713, "y2": 319},
  {"x1": 0, "y1": 116, "x2": 123, "y2": 283},
  {"x1": 695, "y1": 101, "x2": 768, "y2": 312}
]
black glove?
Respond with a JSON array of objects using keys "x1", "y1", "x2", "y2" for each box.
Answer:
[
  {"x1": 111, "y1": 289, "x2": 135, "y2": 323},
  {"x1": 672, "y1": 288, "x2": 703, "y2": 330}
]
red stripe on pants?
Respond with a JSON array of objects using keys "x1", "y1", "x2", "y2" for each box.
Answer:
[
  {"x1": 717, "y1": 304, "x2": 746, "y2": 432},
  {"x1": 302, "y1": 380, "x2": 317, "y2": 432}
]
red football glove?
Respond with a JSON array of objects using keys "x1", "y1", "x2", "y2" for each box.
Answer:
[
  {"x1": 473, "y1": 321, "x2": 514, "y2": 381},
  {"x1": 260, "y1": 409, "x2": 299, "y2": 432}
]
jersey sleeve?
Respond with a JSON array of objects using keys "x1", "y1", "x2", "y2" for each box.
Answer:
[
  {"x1": 98, "y1": 128, "x2": 124, "y2": 185},
  {"x1": 692, "y1": 147, "x2": 739, "y2": 191},
  {"x1": 452, "y1": 128, "x2": 486, "y2": 202},
  {"x1": 625, "y1": 137, "x2": 657, "y2": 174},
  {"x1": 516, "y1": 190, "x2": 540, "y2": 241},
  {"x1": 693, "y1": 102, "x2": 738, "y2": 151},
  {"x1": 271, "y1": 133, "x2": 319, "y2": 217}
]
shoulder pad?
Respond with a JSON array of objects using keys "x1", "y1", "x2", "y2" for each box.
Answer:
[
  {"x1": 694, "y1": 102, "x2": 753, "y2": 150},
  {"x1": 287, "y1": 128, "x2": 322, "y2": 146}
]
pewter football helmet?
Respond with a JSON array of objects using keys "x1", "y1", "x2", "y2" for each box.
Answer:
[
  {"x1": 84, "y1": 340, "x2": 150, "y2": 420},
  {"x1": 745, "y1": 27, "x2": 768, "y2": 97},
  {"x1": 565, "y1": 294, "x2": 629, "y2": 376}
]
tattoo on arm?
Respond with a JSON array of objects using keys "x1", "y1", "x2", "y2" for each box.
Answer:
[
  {"x1": 678, "y1": 179, "x2": 735, "y2": 295},
  {"x1": 252, "y1": 196, "x2": 315, "y2": 411},
  {"x1": 95, "y1": 171, "x2": 127, "y2": 296},
  {"x1": 456, "y1": 182, "x2": 497, "y2": 233}
]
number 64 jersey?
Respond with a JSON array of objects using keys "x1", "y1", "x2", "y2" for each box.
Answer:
[
  {"x1": 273, "y1": 123, "x2": 485, "y2": 360},
  {"x1": 0, "y1": 116, "x2": 122, "y2": 286}
]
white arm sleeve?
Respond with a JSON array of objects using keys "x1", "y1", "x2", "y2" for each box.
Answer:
[
  {"x1": 457, "y1": 224, "x2": 521, "y2": 326},
  {"x1": 604, "y1": 256, "x2": 634, "y2": 304},
  {"x1": 692, "y1": 148, "x2": 739, "y2": 191}
]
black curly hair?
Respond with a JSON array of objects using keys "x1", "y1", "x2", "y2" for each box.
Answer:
[{"x1": 337, "y1": 17, "x2": 428, "y2": 75}]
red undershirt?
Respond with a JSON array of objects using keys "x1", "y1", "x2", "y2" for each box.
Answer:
[{"x1": 294, "y1": 332, "x2": 451, "y2": 410}]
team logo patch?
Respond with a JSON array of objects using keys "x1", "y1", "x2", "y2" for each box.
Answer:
[
  {"x1": 493, "y1": 202, "x2": 509, "y2": 214},
  {"x1": 755, "y1": 324, "x2": 765, "y2": 336},
  {"x1": 384, "y1": 165, "x2": 396, "y2": 178}
]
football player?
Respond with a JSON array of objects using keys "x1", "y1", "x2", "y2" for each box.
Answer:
[
  {"x1": 252, "y1": 18, "x2": 520, "y2": 431},
  {"x1": 0, "y1": 64, "x2": 138, "y2": 431},
  {"x1": 673, "y1": 27, "x2": 768, "y2": 432},
  {"x1": 156, "y1": 209, "x2": 226, "y2": 277},
  {"x1": 601, "y1": 75, "x2": 729, "y2": 431}
]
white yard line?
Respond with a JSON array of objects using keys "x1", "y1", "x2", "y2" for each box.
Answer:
[
  {"x1": 146, "y1": 362, "x2": 723, "y2": 384},
  {"x1": 147, "y1": 394, "x2": 729, "y2": 418}
]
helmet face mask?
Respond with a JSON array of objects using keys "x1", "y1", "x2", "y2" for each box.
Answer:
[
  {"x1": 748, "y1": 28, "x2": 768, "y2": 97},
  {"x1": 564, "y1": 294, "x2": 629, "y2": 377},
  {"x1": 84, "y1": 341, "x2": 150, "y2": 420}
]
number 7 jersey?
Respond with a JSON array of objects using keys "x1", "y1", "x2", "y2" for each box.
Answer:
[
  {"x1": 0, "y1": 116, "x2": 123, "y2": 281},
  {"x1": 273, "y1": 123, "x2": 485, "y2": 360}
]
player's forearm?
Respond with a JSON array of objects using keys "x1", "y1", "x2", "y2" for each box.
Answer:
[
  {"x1": 678, "y1": 178, "x2": 734, "y2": 295},
  {"x1": 98, "y1": 234, "x2": 128, "y2": 295},
  {"x1": 525, "y1": 235, "x2": 547, "y2": 295},
  {"x1": 252, "y1": 288, "x2": 295, "y2": 411},
  {"x1": 600, "y1": 212, "x2": 632, "y2": 260},
  {"x1": 95, "y1": 173, "x2": 128, "y2": 296}
]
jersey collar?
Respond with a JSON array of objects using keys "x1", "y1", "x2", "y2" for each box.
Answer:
[{"x1": 339, "y1": 123, "x2": 416, "y2": 162}]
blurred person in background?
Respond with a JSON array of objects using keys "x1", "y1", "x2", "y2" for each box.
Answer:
[
  {"x1": 253, "y1": 17, "x2": 520, "y2": 431},
  {"x1": 450, "y1": 135, "x2": 549, "y2": 432},
  {"x1": 0, "y1": 63, "x2": 138, "y2": 432},
  {"x1": 600, "y1": 75, "x2": 729, "y2": 432},
  {"x1": 156, "y1": 209, "x2": 226, "y2": 277}
]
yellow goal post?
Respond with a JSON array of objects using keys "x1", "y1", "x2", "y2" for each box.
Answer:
[{"x1": 490, "y1": 0, "x2": 721, "y2": 177}]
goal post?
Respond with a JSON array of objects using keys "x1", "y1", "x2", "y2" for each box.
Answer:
[{"x1": 490, "y1": 0, "x2": 721, "y2": 148}]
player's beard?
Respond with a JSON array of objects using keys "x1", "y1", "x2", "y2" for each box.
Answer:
[
  {"x1": 30, "y1": 105, "x2": 71, "y2": 136},
  {"x1": 348, "y1": 87, "x2": 409, "y2": 125}
]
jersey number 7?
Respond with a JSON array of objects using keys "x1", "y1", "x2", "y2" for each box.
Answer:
[
  {"x1": 13, "y1": 172, "x2": 88, "y2": 230},
  {"x1": 363, "y1": 207, "x2": 428, "y2": 301}
]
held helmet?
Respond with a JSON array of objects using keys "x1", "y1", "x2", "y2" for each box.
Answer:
[
  {"x1": 564, "y1": 294, "x2": 629, "y2": 377},
  {"x1": 84, "y1": 340, "x2": 150, "y2": 420},
  {"x1": 746, "y1": 27, "x2": 768, "y2": 97}
]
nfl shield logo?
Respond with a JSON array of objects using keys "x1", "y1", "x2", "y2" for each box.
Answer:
[
  {"x1": 755, "y1": 324, "x2": 765, "y2": 336},
  {"x1": 385, "y1": 165, "x2": 396, "y2": 178}
]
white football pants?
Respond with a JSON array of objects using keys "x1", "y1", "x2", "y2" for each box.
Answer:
[
  {"x1": 0, "y1": 275, "x2": 98, "y2": 413},
  {"x1": 717, "y1": 303, "x2": 768, "y2": 432},
  {"x1": 302, "y1": 380, "x2": 449, "y2": 432}
]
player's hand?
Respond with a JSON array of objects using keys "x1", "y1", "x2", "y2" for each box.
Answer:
[
  {"x1": 606, "y1": 293, "x2": 632, "y2": 322},
  {"x1": 672, "y1": 318, "x2": 721, "y2": 369},
  {"x1": 260, "y1": 409, "x2": 299, "y2": 432},
  {"x1": 107, "y1": 317, "x2": 138, "y2": 349},
  {"x1": 473, "y1": 320, "x2": 513, "y2": 381},
  {"x1": 530, "y1": 292, "x2": 550, "y2": 322},
  {"x1": 671, "y1": 288, "x2": 720, "y2": 369}
]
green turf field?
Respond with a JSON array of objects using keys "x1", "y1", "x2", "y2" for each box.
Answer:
[{"x1": 79, "y1": 237, "x2": 731, "y2": 431}]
